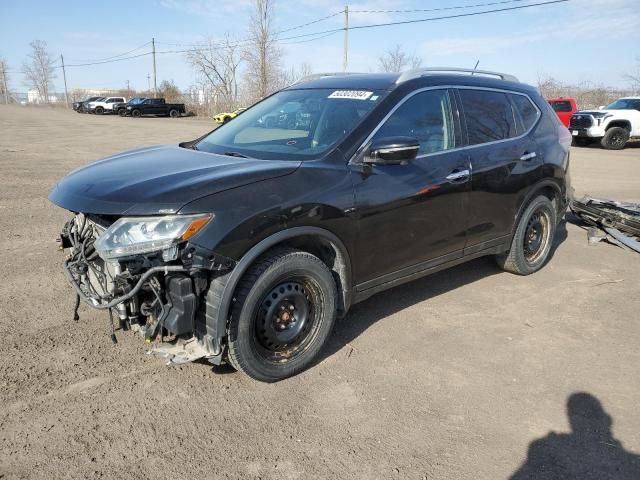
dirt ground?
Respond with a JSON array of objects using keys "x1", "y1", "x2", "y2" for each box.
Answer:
[{"x1": 1, "y1": 105, "x2": 639, "y2": 480}]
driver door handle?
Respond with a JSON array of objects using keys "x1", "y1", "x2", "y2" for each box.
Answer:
[
  {"x1": 520, "y1": 152, "x2": 537, "y2": 161},
  {"x1": 446, "y1": 169, "x2": 470, "y2": 182}
]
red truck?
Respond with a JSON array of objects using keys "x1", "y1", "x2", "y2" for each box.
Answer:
[{"x1": 547, "y1": 97, "x2": 578, "y2": 127}]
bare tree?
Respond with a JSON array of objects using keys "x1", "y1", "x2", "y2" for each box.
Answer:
[
  {"x1": 378, "y1": 44, "x2": 423, "y2": 73},
  {"x1": 158, "y1": 79, "x2": 181, "y2": 102},
  {"x1": 0, "y1": 57, "x2": 10, "y2": 104},
  {"x1": 186, "y1": 34, "x2": 242, "y2": 110},
  {"x1": 278, "y1": 62, "x2": 314, "y2": 88},
  {"x1": 244, "y1": 0, "x2": 282, "y2": 100},
  {"x1": 623, "y1": 56, "x2": 640, "y2": 94},
  {"x1": 22, "y1": 40, "x2": 56, "y2": 103}
]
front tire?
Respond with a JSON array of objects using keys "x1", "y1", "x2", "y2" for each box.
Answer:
[
  {"x1": 496, "y1": 195, "x2": 557, "y2": 275},
  {"x1": 225, "y1": 248, "x2": 337, "y2": 382},
  {"x1": 601, "y1": 127, "x2": 629, "y2": 150},
  {"x1": 95, "y1": 106, "x2": 104, "y2": 115},
  {"x1": 131, "y1": 109, "x2": 142, "y2": 118}
]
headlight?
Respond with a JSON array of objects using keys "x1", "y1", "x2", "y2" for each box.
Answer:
[{"x1": 94, "y1": 214, "x2": 212, "y2": 260}]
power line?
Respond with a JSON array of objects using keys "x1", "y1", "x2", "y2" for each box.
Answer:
[
  {"x1": 269, "y1": 0, "x2": 570, "y2": 41},
  {"x1": 155, "y1": 9, "x2": 345, "y2": 49},
  {"x1": 66, "y1": 41, "x2": 152, "y2": 63},
  {"x1": 63, "y1": 52, "x2": 152, "y2": 68},
  {"x1": 350, "y1": 0, "x2": 529, "y2": 13}
]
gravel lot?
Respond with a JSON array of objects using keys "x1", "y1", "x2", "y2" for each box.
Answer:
[{"x1": 1, "y1": 105, "x2": 639, "y2": 479}]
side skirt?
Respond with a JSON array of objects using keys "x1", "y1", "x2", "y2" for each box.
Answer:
[{"x1": 352, "y1": 238, "x2": 510, "y2": 305}]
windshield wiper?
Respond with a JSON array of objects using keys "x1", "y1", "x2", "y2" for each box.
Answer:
[{"x1": 223, "y1": 151, "x2": 251, "y2": 158}]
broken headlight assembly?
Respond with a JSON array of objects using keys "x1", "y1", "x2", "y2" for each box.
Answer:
[{"x1": 94, "y1": 214, "x2": 212, "y2": 260}]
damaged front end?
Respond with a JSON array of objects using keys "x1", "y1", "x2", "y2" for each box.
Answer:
[{"x1": 60, "y1": 213, "x2": 235, "y2": 364}]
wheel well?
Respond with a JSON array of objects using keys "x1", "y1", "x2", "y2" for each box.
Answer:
[
  {"x1": 606, "y1": 120, "x2": 631, "y2": 132},
  {"x1": 270, "y1": 235, "x2": 351, "y2": 314},
  {"x1": 512, "y1": 183, "x2": 561, "y2": 238}
]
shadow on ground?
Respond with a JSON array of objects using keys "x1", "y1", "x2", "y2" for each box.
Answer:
[
  {"x1": 322, "y1": 219, "x2": 568, "y2": 361},
  {"x1": 510, "y1": 392, "x2": 640, "y2": 479}
]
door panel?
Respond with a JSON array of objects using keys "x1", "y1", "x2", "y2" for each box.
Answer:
[
  {"x1": 351, "y1": 88, "x2": 469, "y2": 287},
  {"x1": 457, "y1": 88, "x2": 543, "y2": 248}
]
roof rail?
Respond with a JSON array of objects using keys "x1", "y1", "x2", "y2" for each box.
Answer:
[
  {"x1": 291, "y1": 72, "x2": 366, "y2": 85},
  {"x1": 396, "y1": 67, "x2": 519, "y2": 84}
]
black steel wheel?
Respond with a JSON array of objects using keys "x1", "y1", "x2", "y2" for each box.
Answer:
[
  {"x1": 225, "y1": 248, "x2": 337, "y2": 382},
  {"x1": 601, "y1": 127, "x2": 629, "y2": 150},
  {"x1": 131, "y1": 109, "x2": 142, "y2": 118},
  {"x1": 169, "y1": 109, "x2": 179, "y2": 118},
  {"x1": 496, "y1": 195, "x2": 557, "y2": 275}
]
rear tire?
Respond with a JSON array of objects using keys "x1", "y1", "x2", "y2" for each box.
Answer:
[
  {"x1": 222, "y1": 116, "x2": 231, "y2": 124},
  {"x1": 224, "y1": 248, "x2": 337, "y2": 382},
  {"x1": 496, "y1": 195, "x2": 557, "y2": 275},
  {"x1": 600, "y1": 127, "x2": 629, "y2": 150},
  {"x1": 169, "y1": 109, "x2": 179, "y2": 118}
]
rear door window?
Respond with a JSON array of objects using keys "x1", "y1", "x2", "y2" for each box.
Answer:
[
  {"x1": 459, "y1": 89, "x2": 517, "y2": 145},
  {"x1": 372, "y1": 89, "x2": 455, "y2": 155},
  {"x1": 511, "y1": 94, "x2": 540, "y2": 133}
]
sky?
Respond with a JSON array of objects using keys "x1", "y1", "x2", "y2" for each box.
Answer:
[{"x1": 0, "y1": 0, "x2": 638, "y2": 95}]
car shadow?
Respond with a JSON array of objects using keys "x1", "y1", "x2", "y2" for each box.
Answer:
[
  {"x1": 321, "y1": 218, "x2": 568, "y2": 362},
  {"x1": 509, "y1": 392, "x2": 640, "y2": 479}
]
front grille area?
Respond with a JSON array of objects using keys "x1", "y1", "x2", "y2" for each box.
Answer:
[{"x1": 570, "y1": 115, "x2": 593, "y2": 129}]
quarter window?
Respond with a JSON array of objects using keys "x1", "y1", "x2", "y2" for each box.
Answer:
[
  {"x1": 512, "y1": 94, "x2": 540, "y2": 132},
  {"x1": 372, "y1": 89, "x2": 455, "y2": 155},
  {"x1": 459, "y1": 89, "x2": 517, "y2": 145}
]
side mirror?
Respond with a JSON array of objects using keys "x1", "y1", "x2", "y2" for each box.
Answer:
[{"x1": 364, "y1": 136, "x2": 420, "y2": 165}]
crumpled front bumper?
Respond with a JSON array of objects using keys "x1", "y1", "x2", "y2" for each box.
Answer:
[{"x1": 59, "y1": 214, "x2": 236, "y2": 361}]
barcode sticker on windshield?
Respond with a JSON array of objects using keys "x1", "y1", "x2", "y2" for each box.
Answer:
[{"x1": 328, "y1": 90, "x2": 373, "y2": 100}]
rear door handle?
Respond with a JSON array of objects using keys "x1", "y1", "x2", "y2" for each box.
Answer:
[
  {"x1": 520, "y1": 152, "x2": 537, "y2": 161},
  {"x1": 446, "y1": 169, "x2": 470, "y2": 182}
]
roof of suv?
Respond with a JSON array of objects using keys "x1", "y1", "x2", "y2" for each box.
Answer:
[{"x1": 287, "y1": 68, "x2": 527, "y2": 92}]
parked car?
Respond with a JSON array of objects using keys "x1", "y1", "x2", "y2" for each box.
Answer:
[
  {"x1": 123, "y1": 98, "x2": 186, "y2": 118},
  {"x1": 73, "y1": 96, "x2": 103, "y2": 113},
  {"x1": 49, "y1": 68, "x2": 572, "y2": 382},
  {"x1": 569, "y1": 97, "x2": 640, "y2": 149},
  {"x1": 86, "y1": 96, "x2": 127, "y2": 115},
  {"x1": 113, "y1": 97, "x2": 147, "y2": 117},
  {"x1": 213, "y1": 107, "x2": 246, "y2": 124},
  {"x1": 547, "y1": 97, "x2": 577, "y2": 127}
]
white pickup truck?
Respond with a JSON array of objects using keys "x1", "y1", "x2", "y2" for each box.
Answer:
[
  {"x1": 86, "y1": 96, "x2": 127, "y2": 115},
  {"x1": 569, "y1": 97, "x2": 640, "y2": 150}
]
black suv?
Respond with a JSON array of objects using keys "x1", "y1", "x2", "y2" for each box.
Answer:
[{"x1": 49, "y1": 68, "x2": 572, "y2": 382}]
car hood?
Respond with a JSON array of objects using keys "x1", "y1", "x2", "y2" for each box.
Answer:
[
  {"x1": 49, "y1": 145, "x2": 300, "y2": 215},
  {"x1": 574, "y1": 109, "x2": 637, "y2": 117}
]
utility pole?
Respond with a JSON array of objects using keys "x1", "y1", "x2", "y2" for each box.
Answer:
[
  {"x1": 151, "y1": 37, "x2": 157, "y2": 97},
  {"x1": 126, "y1": 79, "x2": 130, "y2": 94},
  {"x1": 60, "y1": 54, "x2": 69, "y2": 108},
  {"x1": 343, "y1": 5, "x2": 349, "y2": 72},
  {"x1": 147, "y1": 73, "x2": 151, "y2": 92},
  {"x1": 1, "y1": 63, "x2": 8, "y2": 105}
]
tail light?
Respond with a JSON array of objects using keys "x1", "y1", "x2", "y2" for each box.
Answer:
[{"x1": 558, "y1": 125, "x2": 572, "y2": 152}]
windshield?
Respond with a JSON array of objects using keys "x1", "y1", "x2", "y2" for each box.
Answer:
[
  {"x1": 129, "y1": 97, "x2": 144, "y2": 104},
  {"x1": 196, "y1": 88, "x2": 385, "y2": 160},
  {"x1": 605, "y1": 98, "x2": 640, "y2": 110}
]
